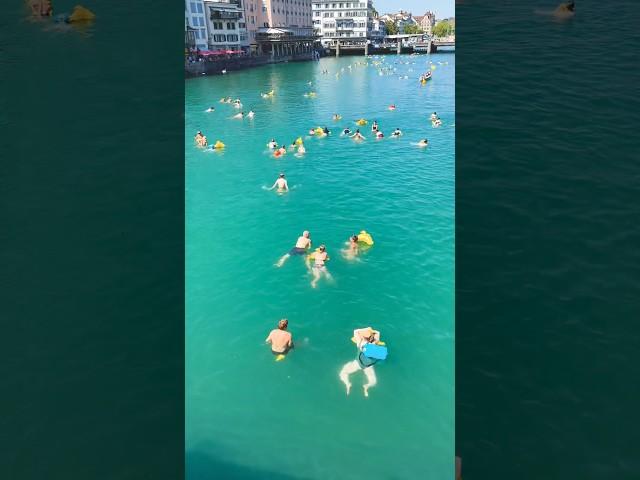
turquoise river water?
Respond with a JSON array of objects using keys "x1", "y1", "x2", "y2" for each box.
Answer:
[{"x1": 186, "y1": 53, "x2": 454, "y2": 480}]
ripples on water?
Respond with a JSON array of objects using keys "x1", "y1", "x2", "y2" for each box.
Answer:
[
  {"x1": 187, "y1": 54, "x2": 454, "y2": 479},
  {"x1": 457, "y1": 1, "x2": 640, "y2": 478}
]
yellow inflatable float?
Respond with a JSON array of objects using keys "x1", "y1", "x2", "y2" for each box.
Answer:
[
  {"x1": 314, "y1": 127, "x2": 325, "y2": 135},
  {"x1": 356, "y1": 119, "x2": 368, "y2": 126},
  {"x1": 213, "y1": 140, "x2": 225, "y2": 149},
  {"x1": 295, "y1": 137, "x2": 304, "y2": 145},
  {"x1": 357, "y1": 230, "x2": 374, "y2": 246},
  {"x1": 68, "y1": 5, "x2": 95, "y2": 22}
]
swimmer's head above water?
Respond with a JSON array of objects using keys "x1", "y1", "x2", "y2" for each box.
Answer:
[
  {"x1": 278, "y1": 318, "x2": 289, "y2": 330},
  {"x1": 303, "y1": 230, "x2": 310, "y2": 238},
  {"x1": 319, "y1": 245, "x2": 326, "y2": 252},
  {"x1": 279, "y1": 173, "x2": 285, "y2": 178}
]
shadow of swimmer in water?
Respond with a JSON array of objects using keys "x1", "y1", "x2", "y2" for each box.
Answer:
[{"x1": 25, "y1": 1, "x2": 96, "y2": 32}]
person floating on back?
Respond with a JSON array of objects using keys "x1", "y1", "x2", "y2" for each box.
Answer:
[
  {"x1": 306, "y1": 244, "x2": 332, "y2": 288},
  {"x1": 339, "y1": 327, "x2": 387, "y2": 397}
]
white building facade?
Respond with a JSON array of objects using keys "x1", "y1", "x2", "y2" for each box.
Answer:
[
  {"x1": 186, "y1": 0, "x2": 209, "y2": 50},
  {"x1": 312, "y1": 0, "x2": 375, "y2": 46},
  {"x1": 203, "y1": 0, "x2": 250, "y2": 52}
]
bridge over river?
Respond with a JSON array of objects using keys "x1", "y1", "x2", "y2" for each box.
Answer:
[{"x1": 326, "y1": 35, "x2": 455, "y2": 56}]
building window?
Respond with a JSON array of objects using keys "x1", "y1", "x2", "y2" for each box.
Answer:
[
  {"x1": 191, "y1": 2, "x2": 197, "y2": 13},
  {"x1": 197, "y1": 3, "x2": 204, "y2": 13},
  {"x1": 239, "y1": 22, "x2": 246, "y2": 28}
]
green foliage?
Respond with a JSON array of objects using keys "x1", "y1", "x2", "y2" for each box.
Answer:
[
  {"x1": 384, "y1": 20, "x2": 398, "y2": 35},
  {"x1": 403, "y1": 24, "x2": 423, "y2": 34},
  {"x1": 433, "y1": 20, "x2": 451, "y2": 38}
]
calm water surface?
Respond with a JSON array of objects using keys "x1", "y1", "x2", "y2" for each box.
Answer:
[{"x1": 186, "y1": 54, "x2": 454, "y2": 480}]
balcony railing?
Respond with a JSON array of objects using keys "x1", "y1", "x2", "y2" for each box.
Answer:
[{"x1": 210, "y1": 11, "x2": 241, "y2": 20}]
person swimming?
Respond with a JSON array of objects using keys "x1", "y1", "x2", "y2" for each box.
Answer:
[
  {"x1": 371, "y1": 121, "x2": 379, "y2": 132},
  {"x1": 307, "y1": 244, "x2": 331, "y2": 288},
  {"x1": 267, "y1": 139, "x2": 278, "y2": 149},
  {"x1": 342, "y1": 235, "x2": 359, "y2": 259},
  {"x1": 277, "y1": 145, "x2": 287, "y2": 156},
  {"x1": 351, "y1": 129, "x2": 365, "y2": 141},
  {"x1": 205, "y1": 106, "x2": 215, "y2": 112},
  {"x1": 339, "y1": 327, "x2": 382, "y2": 396},
  {"x1": 247, "y1": 110, "x2": 255, "y2": 118},
  {"x1": 194, "y1": 131, "x2": 203, "y2": 145},
  {"x1": 265, "y1": 318, "x2": 294, "y2": 360},
  {"x1": 376, "y1": 130, "x2": 384, "y2": 139},
  {"x1": 233, "y1": 111, "x2": 244, "y2": 119},
  {"x1": 342, "y1": 128, "x2": 352, "y2": 136},
  {"x1": 308, "y1": 128, "x2": 316, "y2": 135},
  {"x1": 430, "y1": 112, "x2": 439, "y2": 121},
  {"x1": 418, "y1": 139, "x2": 429, "y2": 147},
  {"x1": 332, "y1": 113, "x2": 341, "y2": 121},
  {"x1": 323, "y1": 126, "x2": 330, "y2": 135},
  {"x1": 276, "y1": 230, "x2": 312, "y2": 267},
  {"x1": 297, "y1": 144, "x2": 306, "y2": 154},
  {"x1": 432, "y1": 118, "x2": 442, "y2": 127},
  {"x1": 269, "y1": 173, "x2": 289, "y2": 192},
  {"x1": 391, "y1": 128, "x2": 402, "y2": 137},
  {"x1": 389, "y1": 104, "x2": 396, "y2": 110}
]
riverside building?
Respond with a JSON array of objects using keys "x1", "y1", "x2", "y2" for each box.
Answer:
[
  {"x1": 247, "y1": 0, "x2": 316, "y2": 57},
  {"x1": 203, "y1": 0, "x2": 250, "y2": 52},
  {"x1": 312, "y1": 1, "x2": 376, "y2": 47},
  {"x1": 186, "y1": 0, "x2": 209, "y2": 50}
]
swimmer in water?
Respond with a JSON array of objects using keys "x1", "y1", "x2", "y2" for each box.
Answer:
[
  {"x1": 391, "y1": 128, "x2": 402, "y2": 137},
  {"x1": 205, "y1": 106, "x2": 215, "y2": 112},
  {"x1": 308, "y1": 128, "x2": 316, "y2": 136},
  {"x1": 194, "y1": 131, "x2": 203, "y2": 145},
  {"x1": 552, "y1": 0, "x2": 575, "y2": 18},
  {"x1": 430, "y1": 112, "x2": 438, "y2": 121},
  {"x1": 307, "y1": 244, "x2": 331, "y2": 288},
  {"x1": 376, "y1": 130, "x2": 384, "y2": 139},
  {"x1": 201, "y1": 135, "x2": 208, "y2": 147},
  {"x1": 265, "y1": 318, "x2": 294, "y2": 361},
  {"x1": 267, "y1": 139, "x2": 278, "y2": 149},
  {"x1": 389, "y1": 105, "x2": 396, "y2": 110},
  {"x1": 351, "y1": 129, "x2": 365, "y2": 141},
  {"x1": 269, "y1": 173, "x2": 289, "y2": 192},
  {"x1": 233, "y1": 111, "x2": 244, "y2": 119},
  {"x1": 276, "y1": 230, "x2": 312, "y2": 267},
  {"x1": 339, "y1": 327, "x2": 382, "y2": 396},
  {"x1": 332, "y1": 113, "x2": 341, "y2": 121},
  {"x1": 297, "y1": 144, "x2": 306, "y2": 154},
  {"x1": 278, "y1": 145, "x2": 287, "y2": 156},
  {"x1": 323, "y1": 126, "x2": 330, "y2": 135},
  {"x1": 247, "y1": 110, "x2": 255, "y2": 118},
  {"x1": 418, "y1": 139, "x2": 429, "y2": 147},
  {"x1": 342, "y1": 127, "x2": 352, "y2": 136},
  {"x1": 432, "y1": 118, "x2": 442, "y2": 127},
  {"x1": 342, "y1": 235, "x2": 359, "y2": 259},
  {"x1": 371, "y1": 121, "x2": 379, "y2": 132}
]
